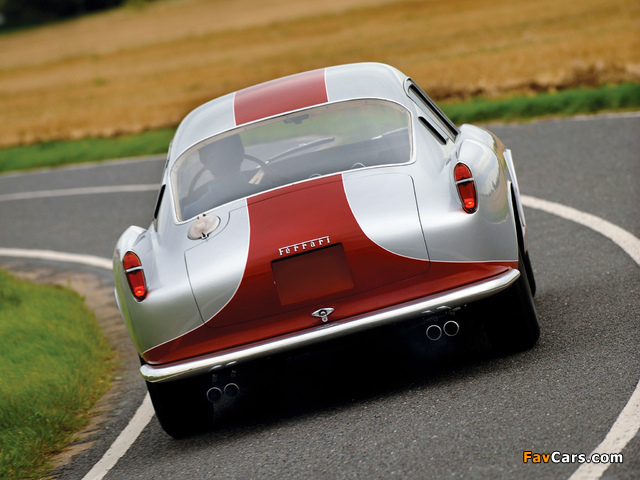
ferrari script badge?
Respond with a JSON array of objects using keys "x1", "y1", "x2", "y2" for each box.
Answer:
[{"x1": 279, "y1": 236, "x2": 330, "y2": 256}]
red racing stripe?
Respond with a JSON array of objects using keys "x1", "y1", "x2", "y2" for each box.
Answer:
[
  {"x1": 142, "y1": 176, "x2": 517, "y2": 365},
  {"x1": 234, "y1": 69, "x2": 328, "y2": 125}
]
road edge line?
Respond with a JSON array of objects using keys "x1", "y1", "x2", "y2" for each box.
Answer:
[
  {"x1": 81, "y1": 394, "x2": 154, "y2": 480},
  {"x1": 522, "y1": 195, "x2": 640, "y2": 480}
]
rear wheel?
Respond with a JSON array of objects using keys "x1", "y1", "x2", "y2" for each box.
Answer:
[
  {"x1": 511, "y1": 189, "x2": 537, "y2": 298},
  {"x1": 522, "y1": 249, "x2": 537, "y2": 297},
  {"x1": 481, "y1": 253, "x2": 540, "y2": 353},
  {"x1": 146, "y1": 375, "x2": 215, "y2": 438}
]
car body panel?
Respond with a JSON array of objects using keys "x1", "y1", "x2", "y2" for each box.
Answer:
[
  {"x1": 343, "y1": 172, "x2": 429, "y2": 261},
  {"x1": 184, "y1": 204, "x2": 250, "y2": 328},
  {"x1": 234, "y1": 68, "x2": 328, "y2": 125},
  {"x1": 113, "y1": 62, "x2": 529, "y2": 379},
  {"x1": 141, "y1": 268, "x2": 520, "y2": 383}
]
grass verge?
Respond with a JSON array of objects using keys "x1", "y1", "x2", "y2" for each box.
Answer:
[
  {"x1": 442, "y1": 83, "x2": 640, "y2": 125},
  {"x1": 0, "y1": 270, "x2": 115, "y2": 480},
  {"x1": 0, "y1": 83, "x2": 638, "y2": 175},
  {"x1": 0, "y1": 128, "x2": 175, "y2": 175}
]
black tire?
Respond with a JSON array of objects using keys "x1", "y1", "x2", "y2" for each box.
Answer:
[
  {"x1": 482, "y1": 253, "x2": 540, "y2": 353},
  {"x1": 523, "y1": 249, "x2": 537, "y2": 297},
  {"x1": 146, "y1": 375, "x2": 215, "y2": 438},
  {"x1": 511, "y1": 189, "x2": 537, "y2": 298}
]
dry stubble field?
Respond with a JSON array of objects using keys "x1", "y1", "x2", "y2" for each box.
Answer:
[{"x1": 0, "y1": 0, "x2": 638, "y2": 147}]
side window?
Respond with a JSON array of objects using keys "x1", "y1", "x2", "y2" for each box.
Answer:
[{"x1": 407, "y1": 83, "x2": 459, "y2": 142}]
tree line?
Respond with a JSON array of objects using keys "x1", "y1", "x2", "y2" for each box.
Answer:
[{"x1": 0, "y1": 0, "x2": 154, "y2": 29}]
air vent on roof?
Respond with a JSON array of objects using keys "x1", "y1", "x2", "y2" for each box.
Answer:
[
  {"x1": 407, "y1": 83, "x2": 459, "y2": 142},
  {"x1": 419, "y1": 117, "x2": 446, "y2": 145}
]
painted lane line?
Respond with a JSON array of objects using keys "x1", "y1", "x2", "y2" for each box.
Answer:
[
  {"x1": 521, "y1": 195, "x2": 640, "y2": 266},
  {"x1": 0, "y1": 195, "x2": 639, "y2": 480},
  {"x1": 81, "y1": 393, "x2": 154, "y2": 480},
  {"x1": 570, "y1": 387, "x2": 640, "y2": 480},
  {"x1": 0, "y1": 184, "x2": 160, "y2": 202},
  {"x1": 521, "y1": 196, "x2": 640, "y2": 480},
  {"x1": 0, "y1": 248, "x2": 112, "y2": 270},
  {"x1": 0, "y1": 155, "x2": 165, "y2": 179}
]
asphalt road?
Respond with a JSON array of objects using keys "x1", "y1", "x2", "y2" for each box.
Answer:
[{"x1": 0, "y1": 114, "x2": 638, "y2": 479}]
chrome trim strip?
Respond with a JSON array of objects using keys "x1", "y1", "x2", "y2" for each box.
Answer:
[{"x1": 141, "y1": 269, "x2": 520, "y2": 383}]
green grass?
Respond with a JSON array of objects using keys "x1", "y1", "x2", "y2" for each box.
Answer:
[
  {"x1": 0, "y1": 270, "x2": 115, "y2": 480},
  {"x1": 441, "y1": 83, "x2": 640, "y2": 125},
  {"x1": 0, "y1": 128, "x2": 175, "y2": 174},
  {"x1": 0, "y1": 83, "x2": 638, "y2": 175}
]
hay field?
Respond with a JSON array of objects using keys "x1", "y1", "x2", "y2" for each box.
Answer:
[{"x1": 0, "y1": 0, "x2": 638, "y2": 147}]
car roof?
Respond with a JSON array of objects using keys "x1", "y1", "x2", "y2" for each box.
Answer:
[{"x1": 168, "y1": 63, "x2": 411, "y2": 166}]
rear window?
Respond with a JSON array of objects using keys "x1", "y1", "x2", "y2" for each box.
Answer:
[{"x1": 170, "y1": 99, "x2": 412, "y2": 221}]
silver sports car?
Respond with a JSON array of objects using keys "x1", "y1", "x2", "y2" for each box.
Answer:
[{"x1": 114, "y1": 62, "x2": 539, "y2": 437}]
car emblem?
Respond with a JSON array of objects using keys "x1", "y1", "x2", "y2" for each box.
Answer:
[
  {"x1": 311, "y1": 308, "x2": 334, "y2": 323},
  {"x1": 279, "y1": 236, "x2": 330, "y2": 256}
]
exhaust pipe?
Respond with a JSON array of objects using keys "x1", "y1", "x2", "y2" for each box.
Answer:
[
  {"x1": 207, "y1": 383, "x2": 241, "y2": 403},
  {"x1": 443, "y1": 320, "x2": 460, "y2": 337},
  {"x1": 224, "y1": 383, "x2": 240, "y2": 398},
  {"x1": 206, "y1": 387, "x2": 223, "y2": 403},
  {"x1": 426, "y1": 320, "x2": 460, "y2": 341},
  {"x1": 426, "y1": 324, "x2": 442, "y2": 341}
]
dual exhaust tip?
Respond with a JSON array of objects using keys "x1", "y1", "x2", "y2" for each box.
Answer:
[
  {"x1": 205, "y1": 323, "x2": 460, "y2": 402},
  {"x1": 206, "y1": 383, "x2": 239, "y2": 403},
  {"x1": 426, "y1": 320, "x2": 459, "y2": 341}
]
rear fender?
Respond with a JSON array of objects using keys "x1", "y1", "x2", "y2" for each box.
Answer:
[
  {"x1": 114, "y1": 225, "x2": 204, "y2": 356},
  {"x1": 415, "y1": 128, "x2": 518, "y2": 264}
]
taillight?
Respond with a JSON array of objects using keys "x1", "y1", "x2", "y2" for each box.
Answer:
[
  {"x1": 123, "y1": 251, "x2": 147, "y2": 301},
  {"x1": 454, "y1": 163, "x2": 477, "y2": 213}
]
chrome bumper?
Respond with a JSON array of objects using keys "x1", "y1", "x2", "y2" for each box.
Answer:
[{"x1": 141, "y1": 269, "x2": 519, "y2": 383}]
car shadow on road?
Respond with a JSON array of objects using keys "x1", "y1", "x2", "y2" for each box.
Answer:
[{"x1": 189, "y1": 313, "x2": 504, "y2": 438}]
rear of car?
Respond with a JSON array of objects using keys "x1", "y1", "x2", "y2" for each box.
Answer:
[{"x1": 113, "y1": 63, "x2": 539, "y2": 437}]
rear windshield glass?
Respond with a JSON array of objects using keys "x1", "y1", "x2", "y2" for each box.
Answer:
[{"x1": 171, "y1": 99, "x2": 412, "y2": 221}]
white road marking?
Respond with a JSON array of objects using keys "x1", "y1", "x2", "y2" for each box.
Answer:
[
  {"x1": 81, "y1": 394, "x2": 154, "y2": 480},
  {"x1": 521, "y1": 195, "x2": 640, "y2": 266},
  {"x1": 0, "y1": 248, "x2": 112, "y2": 270},
  {"x1": 0, "y1": 154, "x2": 165, "y2": 179},
  {"x1": 0, "y1": 194, "x2": 638, "y2": 480},
  {"x1": 521, "y1": 195, "x2": 640, "y2": 480},
  {"x1": 0, "y1": 184, "x2": 160, "y2": 202}
]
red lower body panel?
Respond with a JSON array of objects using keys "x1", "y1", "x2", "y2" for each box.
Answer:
[{"x1": 143, "y1": 260, "x2": 516, "y2": 365}]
